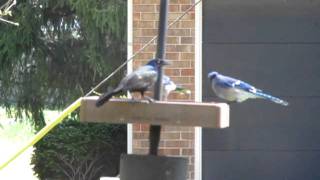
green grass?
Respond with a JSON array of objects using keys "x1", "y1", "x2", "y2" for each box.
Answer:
[
  {"x1": 0, "y1": 108, "x2": 59, "y2": 179},
  {"x1": 0, "y1": 120, "x2": 34, "y2": 141},
  {"x1": 0, "y1": 108, "x2": 37, "y2": 179},
  {"x1": 0, "y1": 107, "x2": 35, "y2": 140}
]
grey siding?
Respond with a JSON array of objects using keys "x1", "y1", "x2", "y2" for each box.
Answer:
[{"x1": 202, "y1": 0, "x2": 320, "y2": 179}]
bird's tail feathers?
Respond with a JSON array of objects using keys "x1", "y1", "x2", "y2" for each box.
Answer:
[
  {"x1": 95, "y1": 88, "x2": 122, "y2": 107},
  {"x1": 254, "y1": 92, "x2": 289, "y2": 106}
]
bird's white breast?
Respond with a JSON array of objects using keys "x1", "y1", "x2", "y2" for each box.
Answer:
[{"x1": 212, "y1": 81, "x2": 255, "y2": 102}]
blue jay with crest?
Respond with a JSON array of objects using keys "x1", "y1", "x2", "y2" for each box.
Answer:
[
  {"x1": 160, "y1": 75, "x2": 191, "y2": 100},
  {"x1": 208, "y1": 71, "x2": 289, "y2": 106},
  {"x1": 96, "y1": 59, "x2": 170, "y2": 107}
]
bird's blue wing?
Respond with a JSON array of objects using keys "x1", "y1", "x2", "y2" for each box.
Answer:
[
  {"x1": 218, "y1": 75, "x2": 258, "y2": 93},
  {"x1": 233, "y1": 80, "x2": 257, "y2": 93},
  {"x1": 214, "y1": 76, "x2": 235, "y2": 88}
]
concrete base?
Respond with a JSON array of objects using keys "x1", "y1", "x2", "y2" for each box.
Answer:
[{"x1": 120, "y1": 154, "x2": 188, "y2": 180}]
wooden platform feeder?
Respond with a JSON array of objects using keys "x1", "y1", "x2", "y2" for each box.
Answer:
[{"x1": 80, "y1": 96, "x2": 229, "y2": 128}]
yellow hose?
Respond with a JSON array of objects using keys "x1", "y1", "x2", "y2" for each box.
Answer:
[{"x1": 0, "y1": 98, "x2": 82, "y2": 170}]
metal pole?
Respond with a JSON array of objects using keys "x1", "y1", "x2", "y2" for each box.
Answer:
[{"x1": 149, "y1": 0, "x2": 169, "y2": 156}]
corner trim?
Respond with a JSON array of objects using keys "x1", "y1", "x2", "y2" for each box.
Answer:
[
  {"x1": 194, "y1": 1, "x2": 203, "y2": 180},
  {"x1": 127, "y1": 0, "x2": 133, "y2": 154}
]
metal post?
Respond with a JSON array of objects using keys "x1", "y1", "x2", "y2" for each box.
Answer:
[{"x1": 149, "y1": 0, "x2": 169, "y2": 156}]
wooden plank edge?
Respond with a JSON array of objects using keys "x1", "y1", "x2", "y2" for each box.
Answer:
[{"x1": 80, "y1": 96, "x2": 230, "y2": 128}]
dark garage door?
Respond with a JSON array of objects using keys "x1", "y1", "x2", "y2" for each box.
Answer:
[{"x1": 202, "y1": 0, "x2": 320, "y2": 180}]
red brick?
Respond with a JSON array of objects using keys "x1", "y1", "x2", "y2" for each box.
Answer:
[
  {"x1": 180, "y1": 20, "x2": 194, "y2": 28},
  {"x1": 133, "y1": 13, "x2": 141, "y2": 21},
  {"x1": 166, "y1": 37, "x2": 180, "y2": 44},
  {"x1": 181, "y1": 132, "x2": 194, "y2": 140},
  {"x1": 142, "y1": 44, "x2": 157, "y2": 52},
  {"x1": 166, "y1": 45, "x2": 194, "y2": 53},
  {"x1": 133, "y1": 29, "x2": 141, "y2": 37},
  {"x1": 140, "y1": 0, "x2": 159, "y2": 4},
  {"x1": 168, "y1": 61, "x2": 191, "y2": 68},
  {"x1": 166, "y1": 45, "x2": 178, "y2": 52},
  {"x1": 169, "y1": 5, "x2": 181, "y2": 12},
  {"x1": 179, "y1": 0, "x2": 192, "y2": 4},
  {"x1": 141, "y1": 13, "x2": 158, "y2": 20},
  {"x1": 155, "y1": 4, "x2": 180, "y2": 12},
  {"x1": 165, "y1": 140, "x2": 190, "y2": 148},
  {"x1": 168, "y1": 21, "x2": 181, "y2": 28},
  {"x1": 133, "y1": 132, "x2": 149, "y2": 139},
  {"x1": 133, "y1": 148, "x2": 148, "y2": 154},
  {"x1": 171, "y1": 76, "x2": 192, "y2": 84},
  {"x1": 168, "y1": 13, "x2": 194, "y2": 21},
  {"x1": 170, "y1": 0, "x2": 180, "y2": 4},
  {"x1": 181, "y1": 37, "x2": 194, "y2": 44},
  {"x1": 133, "y1": 0, "x2": 141, "y2": 4},
  {"x1": 134, "y1": 5, "x2": 155, "y2": 12},
  {"x1": 140, "y1": 29, "x2": 157, "y2": 36},
  {"x1": 133, "y1": 61, "x2": 144, "y2": 68},
  {"x1": 163, "y1": 126, "x2": 193, "y2": 132},
  {"x1": 190, "y1": 61, "x2": 195, "y2": 67},
  {"x1": 140, "y1": 124, "x2": 150, "y2": 131},
  {"x1": 133, "y1": 124, "x2": 141, "y2": 131},
  {"x1": 134, "y1": 37, "x2": 156, "y2": 44},
  {"x1": 181, "y1": 4, "x2": 195, "y2": 12},
  {"x1": 181, "y1": 68, "x2": 194, "y2": 76},
  {"x1": 159, "y1": 148, "x2": 180, "y2": 156},
  {"x1": 161, "y1": 132, "x2": 181, "y2": 139},
  {"x1": 168, "y1": 29, "x2": 191, "y2": 36},
  {"x1": 134, "y1": 60, "x2": 149, "y2": 67},
  {"x1": 182, "y1": 148, "x2": 194, "y2": 155},
  {"x1": 176, "y1": 45, "x2": 194, "y2": 52},
  {"x1": 133, "y1": 21, "x2": 155, "y2": 28},
  {"x1": 165, "y1": 69, "x2": 180, "y2": 76},
  {"x1": 133, "y1": 44, "x2": 142, "y2": 51},
  {"x1": 135, "y1": 140, "x2": 150, "y2": 147},
  {"x1": 165, "y1": 52, "x2": 180, "y2": 60},
  {"x1": 135, "y1": 52, "x2": 154, "y2": 60},
  {"x1": 180, "y1": 52, "x2": 194, "y2": 60},
  {"x1": 158, "y1": 140, "x2": 166, "y2": 148},
  {"x1": 191, "y1": 29, "x2": 195, "y2": 36}
]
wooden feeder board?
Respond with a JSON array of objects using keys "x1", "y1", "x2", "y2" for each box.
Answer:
[{"x1": 80, "y1": 96, "x2": 229, "y2": 129}]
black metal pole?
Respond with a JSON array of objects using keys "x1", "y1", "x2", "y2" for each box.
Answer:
[{"x1": 149, "y1": 0, "x2": 169, "y2": 156}]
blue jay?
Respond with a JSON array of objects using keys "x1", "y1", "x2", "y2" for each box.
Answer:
[
  {"x1": 208, "y1": 71, "x2": 289, "y2": 106},
  {"x1": 160, "y1": 75, "x2": 191, "y2": 100},
  {"x1": 96, "y1": 59, "x2": 170, "y2": 107}
]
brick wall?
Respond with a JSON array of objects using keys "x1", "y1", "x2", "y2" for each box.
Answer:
[{"x1": 131, "y1": 0, "x2": 196, "y2": 179}]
